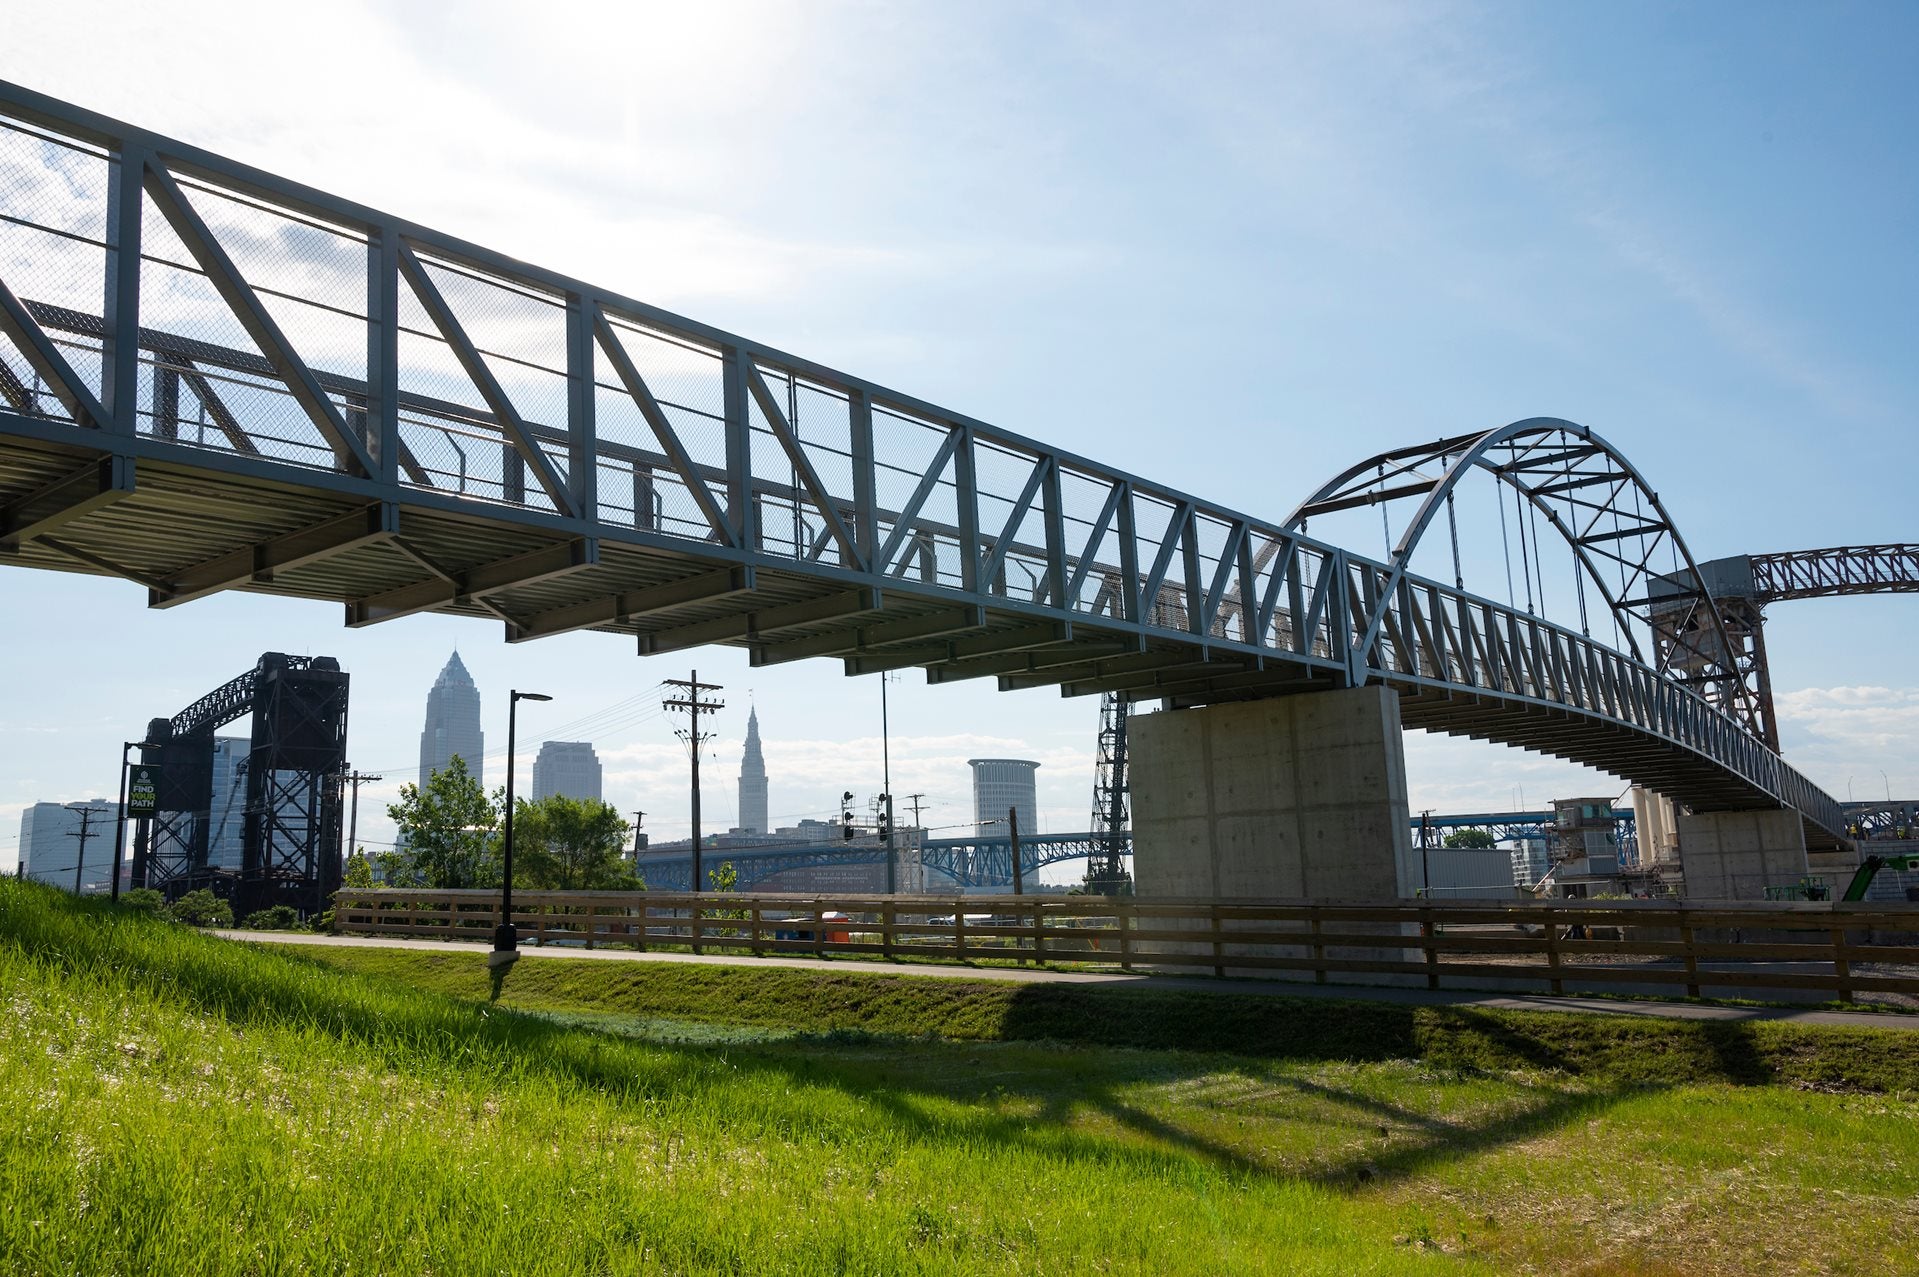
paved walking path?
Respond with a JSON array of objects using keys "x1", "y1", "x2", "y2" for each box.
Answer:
[{"x1": 223, "y1": 929, "x2": 1919, "y2": 1032}]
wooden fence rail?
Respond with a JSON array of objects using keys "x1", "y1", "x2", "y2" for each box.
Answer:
[{"x1": 331, "y1": 889, "x2": 1919, "y2": 1004}]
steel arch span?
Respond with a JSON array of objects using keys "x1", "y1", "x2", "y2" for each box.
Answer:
[
  {"x1": 1286, "y1": 418, "x2": 1763, "y2": 743},
  {"x1": 0, "y1": 83, "x2": 1848, "y2": 850}
]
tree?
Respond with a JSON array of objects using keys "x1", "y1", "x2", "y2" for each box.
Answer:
[
  {"x1": 342, "y1": 851, "x2": 375, "y2": 889},
  {"x1": 1443, "y1": 828, "x2": 1499, "y2": 850},
  {"x1": 242, "y1": 904, "x2": 301, "y2": 930},
  {"x1": 385, "y1": 755, "x2": 502, "y2": 888},
  {"x1": 706, "y1": 860, "x2": 738, "y2": 893},
  {"x1": 167, "y1": 889, "x2": 233, "y2": 928},
  {"x1": 512, "y1": 795, "x2": 639, "y2": 890}
]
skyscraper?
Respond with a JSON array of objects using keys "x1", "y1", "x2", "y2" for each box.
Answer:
[
  {"x1": 419, "y1": 651, "x2": 484, "y2": 788},
  {"x1": 532, "y1": 741, "x2": 603, "y2": 802},
  {"x1": 737, "y1": 707, "x2": 768, "y2": 834}
]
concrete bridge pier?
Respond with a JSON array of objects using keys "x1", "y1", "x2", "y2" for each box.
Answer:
[
  {"x1": 1129, "y1": 686, "x2": 1419, "y2": 899},
  {"x1": 1675, "y1": 809, "x2": 1808, "y2": 900}
]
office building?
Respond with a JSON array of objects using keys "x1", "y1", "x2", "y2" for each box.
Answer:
[
  {"x1": 969, "y1": 758, "x2": 1040, "y2": 838},
  {"x1": 737, "y1": 707, "x2": 768, "y2": 834},
  {"x1": 532, "y1": 741, "x2": 603, "y2": 802},
  {"x1": 17, "y1": 799, "x2": 119, "y2": 892},
  {"x1": 419, "y1": 651, "x2": 484, "y2": 788}
]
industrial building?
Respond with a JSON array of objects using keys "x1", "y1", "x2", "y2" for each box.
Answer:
[
  {"x1": 531, "y1": 741, "x2": 602, "y2": 802},
  {"x1": 969, "y1": 758, "x2": 1039, "y2": 838}
]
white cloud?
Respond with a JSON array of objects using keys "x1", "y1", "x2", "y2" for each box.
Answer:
[{"x1": 1775, "y1": 685, "x2": 1919, "y2": 798}]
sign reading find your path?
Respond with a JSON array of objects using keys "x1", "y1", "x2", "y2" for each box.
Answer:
[{"x1": 126, "y1": 766, "x2": 159, "y2": 819}]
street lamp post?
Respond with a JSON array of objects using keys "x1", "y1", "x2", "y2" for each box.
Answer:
[
  {"x1": 493, "y1": 689, "x2": 551, "y2": 966},
  {"x1": 109, "y1": 738, "x2": 154, "y2": 903}
]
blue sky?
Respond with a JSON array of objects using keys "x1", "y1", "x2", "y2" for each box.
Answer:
[{"x1": 3, "y1": 1, "x2": 1917, "y2": 870}]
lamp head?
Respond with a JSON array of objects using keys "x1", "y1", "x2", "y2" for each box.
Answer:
[{"x1": 513, "y1": 691, "x2": 553, "y2": 703}]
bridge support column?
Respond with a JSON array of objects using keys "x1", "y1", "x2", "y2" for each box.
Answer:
[
  {"x1": 1676, "y1": 809, "x2": 1807, "y2": 900},
  {"x1": 1130, "y1": 686, "x2": 1418, "y2": 899}
]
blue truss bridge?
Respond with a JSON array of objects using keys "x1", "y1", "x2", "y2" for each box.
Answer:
[
  {"x1": 632, "y1": 807, "x2": 1639, "y2": 891},
  {"x1": 0, "y1": 82, "x2": 1846, "y2": 851}
]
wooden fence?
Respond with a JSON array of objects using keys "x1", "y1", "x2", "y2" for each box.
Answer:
[{"x1": 331, "y1": 889, "x2": 1919, "y2": 1004}]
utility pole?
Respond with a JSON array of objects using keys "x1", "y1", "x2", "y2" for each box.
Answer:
[
  {"x1": 879, "y1": 671, "x2": 895, "y2": 893},
  {"x1": 906, "y1": 793, "x2": 926, "y2": 830},
  {"x1": 663, "y1": 670, "x2": 723, "y2": 892},
  {"x1": 1419, "y1": 809, "x2": 1432, "y2": 898},
  {"x1": 65, "y1": 804, "x2": 105, "y2": 895},
  {"x1": 630, "y1": 810, "x2": 647, "y2": 861},
  {"x1": 1008, "y1": 804, "x2": 1024, "y2": 896},
  {"x1": 341, "y1": 769, "x2": 382, "y2": 869}
]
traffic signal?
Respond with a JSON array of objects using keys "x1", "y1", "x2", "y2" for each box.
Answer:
[
  {"x1": 841, "y1": 791, "x2": 855, "y2": 840},
  {"x1": 877, "y1": 795, "x2": 891, "y2": 847}
]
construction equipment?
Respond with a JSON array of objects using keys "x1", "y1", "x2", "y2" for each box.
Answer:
[{"x1": 1841, "y1": 853, "x2": 1919, "y2": 902}]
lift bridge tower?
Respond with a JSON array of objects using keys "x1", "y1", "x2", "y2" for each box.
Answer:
[
  {"x1": 132, "y1": 653, "x2": 349, "y2": 916},
  {"x1": 1084, "y1": 691, "x2": 1134, "y2": 895}
]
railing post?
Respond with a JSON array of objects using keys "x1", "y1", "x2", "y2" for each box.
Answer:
[
  {"x1": 635, "y1": 899, "x2": 649, "y2": 953},
  {"x1": 955, "y1": 906, "x2": 968, "y2": 961},
  {"x1": 814, "y1": 898, "x2": 826, "y2": 959},
  {"x1": 1211, "y1": 902, "x2": 1225, "y2": 978},
  {"x1": 1679, "y1": 910, "x2": 1701, "y2": 999},
  {"x1": 691, "y1": 898, "x2": 703, "y2": 955},
  {"x1": 1420, "y1": 906, "x2": 1439, "y2": 990},
  {"x1": 1311, "y1": 908, "x2": 1326, "y2": 984},
  {"x1": 1119, "y1": 903, "x2": 1134, "y2": 971},
  {"x1": 1545, "y1": 914, "x2": 1564, "y2": 995},
  {"x1": 584, "y1": 901, "x2": 596, "y2": 950},
  {"x1": 1831, "y1": 924, "x2": 1854, "y2": 1004},
  {"x1": 881, "y1": 899, "x2": 895, "y2": 960},
  {"x1": 751, "y1": 902, "x2": 764, "y2": 956},
  {"x1": 1033, "y1": 902, "x2": 1046, "y2": 966}
]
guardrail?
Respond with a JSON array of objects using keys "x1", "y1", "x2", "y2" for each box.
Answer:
[{"x1": 332, "y1": 890, "x2": 1919, "y2": 1004}]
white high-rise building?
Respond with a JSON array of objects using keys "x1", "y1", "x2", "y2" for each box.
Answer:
[
  {"x1": 206, "y1": 735, "x2": 249, "y2": 871},
  {"x1": 17, "y1": 799, "x2": 119, "y2": 892},
  {"x1": 532, "y1": 741, "x2": 603, "y2": 802},
  {"x1": 737, "y1": 708, "x2": 768, "y2": 834},
  {"x1": 969, "y1": 758, "x2": 1040, "y2": 838},
  {"x1": 419, "y1": 651, "x2": 484, "y2": 788}
]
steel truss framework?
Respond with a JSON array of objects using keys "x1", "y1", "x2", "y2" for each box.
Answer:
[
  {"x1": 134, "y1": 653, "x2": 347, "y2": 915},
  {"x1": 0, "y1": 82, "x2": 1846, "y2": 849},
  {"x1": 1654, "y1": 545, "x2": 1919, "y2": 753},
  {"x1": 1750, "y1": 545, "x2": 1919, "y2": 602}
]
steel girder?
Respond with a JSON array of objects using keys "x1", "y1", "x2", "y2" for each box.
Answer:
[
  {"x1": 1749, "y1": 545, "x2": 1919, "y2": 602},
  {"x1": 0, "y1": 82, "x2": 1847, "y2": 847}
]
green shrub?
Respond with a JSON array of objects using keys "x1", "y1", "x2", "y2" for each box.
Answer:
[
  {"x1": 241, "y1": 904, "x2": 301, "y2": 931},
  {"x1": 166, "y1": 889, "x2": 234, "y2": 928},
  {"x1": 120, "y1": 887, "x2": 166, "y2": 914},
  {"x1": 307, "y1": 908, "x2": 334, "y2": 932}
]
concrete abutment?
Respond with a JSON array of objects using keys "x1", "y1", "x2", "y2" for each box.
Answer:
[
  {"x1": 1674, "y1": 808, "x2": 1808, "y2": 900},
  {"x1": 1129, "y1": 685, "x2": 1418, "y2": 900}
]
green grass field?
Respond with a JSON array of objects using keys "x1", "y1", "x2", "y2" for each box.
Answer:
[{"x1": 3, "y1": 882, "x2": 1916, "y2": 1275}]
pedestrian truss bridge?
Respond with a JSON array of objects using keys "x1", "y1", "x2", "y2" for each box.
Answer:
[{"x1": 0, "y1": 82, "x2": 1846, "y2": 848}]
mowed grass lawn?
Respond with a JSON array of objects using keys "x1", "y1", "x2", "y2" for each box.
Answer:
[{"x1": 0, "y1": 884, "x2": 1913, "y2": 1275}]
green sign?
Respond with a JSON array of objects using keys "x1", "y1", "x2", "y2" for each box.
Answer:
[{"x1": 127, "y1": 765, "x2": 159, "y2": 818}]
